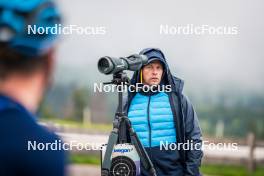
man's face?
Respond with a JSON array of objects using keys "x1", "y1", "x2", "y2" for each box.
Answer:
[{"x1": 142, "y1": 60, "x2": 163, "y2": 85}]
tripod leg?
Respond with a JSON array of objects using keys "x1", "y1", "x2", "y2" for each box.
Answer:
[
  {"x1": 129, "y1": 128, "x2": 157, "y2": 176},
  {"x1": 101, "y1": 128, "x2": 118, "y2": 176}
]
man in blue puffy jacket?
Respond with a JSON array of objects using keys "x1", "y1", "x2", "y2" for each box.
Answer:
[
  {"x1": 0, "y1": 0, "x2": 66, "y2": 176},
  {"x1": 126, "y1": 48, "x2": 203, "y2": 175}
]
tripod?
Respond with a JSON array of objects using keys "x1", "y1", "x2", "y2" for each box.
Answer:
[{"x1": 101, "y1": 71, "x2": 157, "y2": 176}]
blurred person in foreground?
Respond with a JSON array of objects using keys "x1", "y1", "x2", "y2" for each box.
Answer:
[
  {"x1": 0, "y1": 0, "x2": 66, "y2": 175},
  {"x1": 125, "y1": 48, "x2": 203, "y2": 175}
]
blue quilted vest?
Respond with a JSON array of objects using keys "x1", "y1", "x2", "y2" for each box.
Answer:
[{"x1": 128, "y1": 92, "x2": 176, "y2": 147}]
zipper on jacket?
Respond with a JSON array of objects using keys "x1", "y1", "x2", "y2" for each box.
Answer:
[
  {"x1": 147, "y1": 96, "x2": 151, "y2": 147},
  {"x1": 147, "y1": 95, "x2": 156, "y2": 168}
]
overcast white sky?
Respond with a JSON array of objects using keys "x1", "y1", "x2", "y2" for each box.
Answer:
[{"x1": 54, "y1": 0, "x2": 264, "y2": 95}]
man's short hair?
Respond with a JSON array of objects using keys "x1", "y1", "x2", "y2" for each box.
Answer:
[{"x1": 0, "y1": 44, "x2": 49, "y2": 80}]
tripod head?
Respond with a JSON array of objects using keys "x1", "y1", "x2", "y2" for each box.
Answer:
[
  {"x1": 103, "y1": 71, "x2": 130, "y2": 86},
  {"x1": 103, "y1": 71, "x2": 130, "y2": 118}
]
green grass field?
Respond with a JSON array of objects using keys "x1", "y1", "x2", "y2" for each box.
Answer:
[
  {"x1": 201, "y1": 164, "x2": 264, "y2": 176},
  {"x1": 69, "y1": 154, "x2": 264, "y2": 176},
  {"x1": 70, "y1": 154, "x2": 100, "y2": 165}
]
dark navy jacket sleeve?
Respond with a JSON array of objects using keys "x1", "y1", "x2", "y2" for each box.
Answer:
[
  {"x1": 182, "y1": 95, "x2": 203, "y2": 176},
  {"x1": 0, "y1": 109, "x2": 66, "y2": 176}
]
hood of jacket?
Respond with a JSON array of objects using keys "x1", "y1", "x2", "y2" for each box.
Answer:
[{"x1": 130, "y1": 48, "x2": 184, "y2": 94}]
